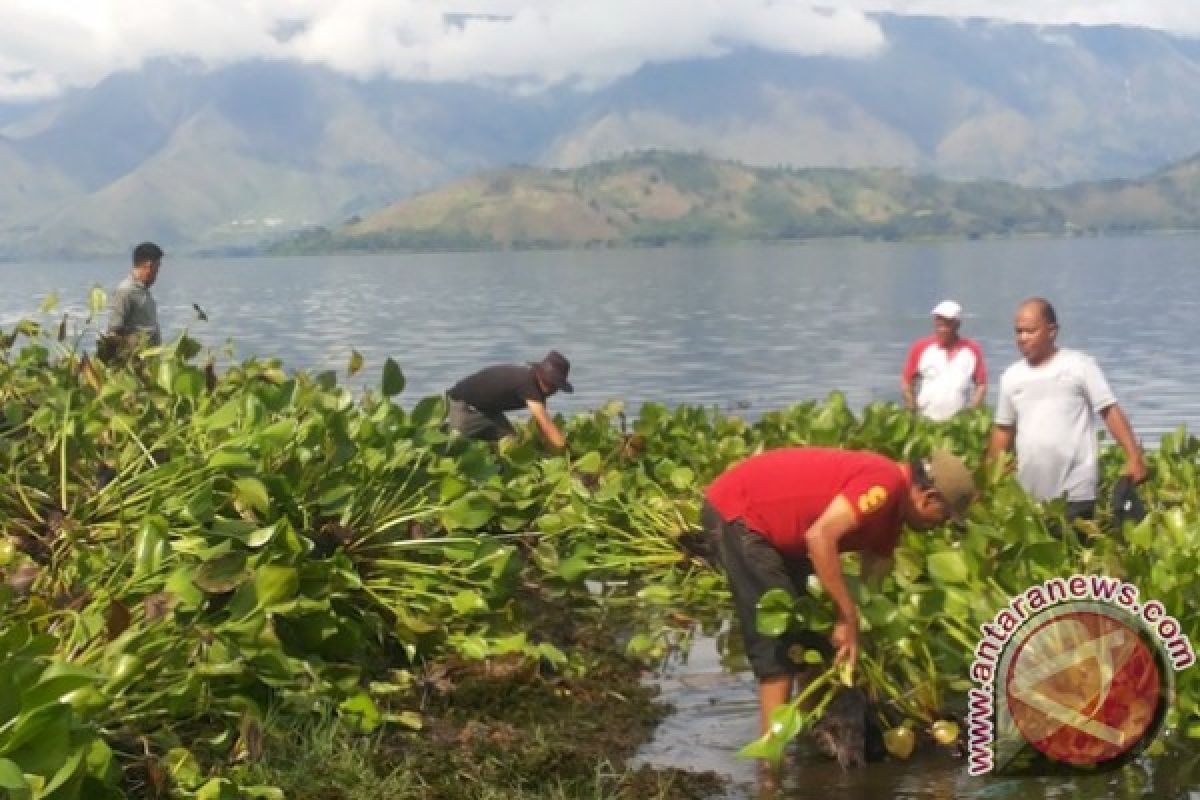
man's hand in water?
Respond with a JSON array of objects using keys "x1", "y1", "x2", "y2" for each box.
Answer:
[{"x1": 832, "y1": 617, "x2": 859, "y2": 668}]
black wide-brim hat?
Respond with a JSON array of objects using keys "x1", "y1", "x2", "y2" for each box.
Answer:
[{"x1": 532, "y1": 350, "x2": 573, "y2": 393}]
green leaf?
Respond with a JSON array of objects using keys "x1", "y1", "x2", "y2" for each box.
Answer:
[
  {"x1": 625, "y1": 633, "x2": 662, "y2": 660},
  {"x1": 38, "y1": 746, "x2": 84, "y2": 798},
  {"x1": 0, "y1": 758, "x2": 28, "y2": 791},
  {"x1": 244, "y1": 523, "x2": 280, "y2": 549},
  {"x1": 439, "y1": 475, "x2": 469, "y2": 503},
  {"x1": 192, "y1": 553, "x2": 250, "y2": 594},
  {"x1": 347, "y1": 349, "x2": 364, "y2": 377},
  {"x1": 669, "y1": 466, "x2": 696, "y2": 490},
  {"x1": 195, "y1": 778, "x2": 240, "y2": 800},
  {"x1": 339, "y1": 692, "x2": 382, "y2": 733},
  {"x1": 755, "y1": 588, "x2": 798, "y2": 637},
  {"x1": 172, "y1": 367, "x2": 205, "y2": 399},
  {"x1": 450, "y1": 590, "x2": 487, "y2": 615},
  {"x1": 574, "y1": 451, "x2": 604, "y2": 475},
  {"x1": 164, "y1": 567, "x2": 204, "y2": 610},
  {"x1": 203, "y1": 399, "x2": 241, "y2": 431},
  {"x1": 1021, "y1": 542, "x2": 1064, "y2": 570},
  {"x1": 382, "y1": 357, "x2": 405, "y2": 397},
  {"x1": 1128, "y1": 513, "x2": 1156, "y2": 550},
  {"x1": 235, "y1": 477, "x2": 271, "y2": 514},
  {"x1": 318, "y1": 485, "x2": 354, "y2": 512},
  {"x1": 254, "y1": 566, "x2": 299, "y2": 611},
  {"x1": 257, "y1": 419, "x2": 296, "y2": 450},
  {"x1": 240, "y1": 789, "x2": 286, "y2": 800},
  {"x1": 442, "y1": 493, "x2": 494, "y2": 531},
  {"x1": 183, "y1": 485, "x2": 214, "y2": 526},
  {"x1": 737, "y1": 701, "x2": 804, "y2": 766},
  {"x1": 382, "y1": 710, "x2": 424, "y2": 731},
  {"x1": 208, "y1": 449, "x2": 257, "y2": 470},
  {"x1": 926, "y1": 550, "x2": 969, "y2": 585},
  {"x1": 21, "y1": 664, "x2": 101, "y2": 713},
  {"x1": 636, "y1": 585, "x2": 673, "y2": 606},
  {"x1": 394, "y1": 606, "x2": 438, "y2": 637},
  {"x1": 410, "y1": 395, "x2": 446, "y2": 428},
  {"x1": 558, "y1": 543, "x2": 594, "y2": 582},
  {"x1": 88, "y1": 286, "x2": 107, "y2": 316},
  {"x1": 164, "y1": 747, "x2": 203, "y2": 790},
  {"x1": 1, "y1": 704, "x2": 71, "y2": 775},
  {"x1": 456, "y1": 636, "x2": 489, "y2": 660},
  {"x1": 40, "y1": 292, "x2": 59, "y2": 313}
]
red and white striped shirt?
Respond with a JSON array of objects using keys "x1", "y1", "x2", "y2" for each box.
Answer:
[{"x1": 902, "y1": 336, "x2": 986, "y2": 421}]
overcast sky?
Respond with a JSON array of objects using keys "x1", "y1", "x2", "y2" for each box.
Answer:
[{"x1": 2, "y1": 1, "x2": 1199, "y2": 101}]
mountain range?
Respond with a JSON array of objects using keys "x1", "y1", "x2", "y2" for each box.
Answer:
[{"x1": 4, "y1": 15, "x2": 1200, "y2": 259}]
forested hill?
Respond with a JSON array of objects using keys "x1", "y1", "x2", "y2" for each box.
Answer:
[{"x1": 274, "y1": 151, "x2": 1200, "y2": 253}]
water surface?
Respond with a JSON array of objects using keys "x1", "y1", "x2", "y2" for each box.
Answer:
[{"x1": 3, "y1": 235, "x2": 1199, "y2": 438}]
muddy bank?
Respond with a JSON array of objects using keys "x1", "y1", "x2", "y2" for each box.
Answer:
[{"x1": 247, "y1": 589, "x2": 726, "y2": 800}]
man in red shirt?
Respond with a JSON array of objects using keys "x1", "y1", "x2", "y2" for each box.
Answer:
[{"x1": 703, "y1": 447, "x2": 975, "y2": 737}]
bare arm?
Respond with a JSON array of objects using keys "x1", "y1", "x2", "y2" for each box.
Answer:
[
  {"x1": 1100, "y1": 404, "x2": 1147, "y2": 483},
  {"x1": 901, "y1": 379, "x2": 916, "y2": 412},
  {"x1": 986, "y1": 424, "x2": 1014, "y2": 467},
  {"x1": 970, "y1": 382, "x2": 986, "y2": 409},
  {"x1": 526, "y1": 399, "x2": 566, "y2": 452},
  {"x1": 804, "y1": 495, "x2": 863, "y2": 667}
]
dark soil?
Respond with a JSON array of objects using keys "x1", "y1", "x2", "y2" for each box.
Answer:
[{"x1": 252, "y1": 586, "x2": 726, "y2": 800}]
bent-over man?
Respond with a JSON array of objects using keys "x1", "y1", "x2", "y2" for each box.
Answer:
[
  {"x1": 446, "y1": 350, "x2": 573, "y2": 451},
  {"x1": 702, "y1": 447, "x2": 975, "y2": 739}
]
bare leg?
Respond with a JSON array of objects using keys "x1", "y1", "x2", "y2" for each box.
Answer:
[{"x1": 758, "y1": 674, "x2": 794, "y2": 735}]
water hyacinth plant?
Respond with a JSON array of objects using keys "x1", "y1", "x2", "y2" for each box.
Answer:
[{"x1": 0, "y1": 294, "x2": 1197, "y2": 796}]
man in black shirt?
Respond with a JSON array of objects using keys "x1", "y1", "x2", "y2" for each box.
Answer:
[{"x1": 446, "y1": 350, "x2": 573, "y2": 450}]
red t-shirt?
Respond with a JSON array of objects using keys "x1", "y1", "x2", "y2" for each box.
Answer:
[{"x1": 705, "y1": 448, "x2": 910, "y2": 559}]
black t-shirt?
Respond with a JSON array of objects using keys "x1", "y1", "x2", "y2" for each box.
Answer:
[{"x1": 447, "y1": 365, "x2": 545, "y2": 413}]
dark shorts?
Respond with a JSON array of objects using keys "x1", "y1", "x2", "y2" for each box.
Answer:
[
  {"x1": 446, "y1": 397, "x2": 516, "y2": 441},
  {"x1": 1066, "y1": 500, "x2": 1095, "y2": 523},
  {"x1": 702, "y1": 502, "x2": 830, "y2": 679}
]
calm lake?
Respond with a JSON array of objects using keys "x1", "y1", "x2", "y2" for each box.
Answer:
[{"x1": 3, "y1": 234, "x2": 1199, "y2": 440}]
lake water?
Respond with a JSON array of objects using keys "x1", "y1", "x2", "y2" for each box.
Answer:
[
  {"x1": 3, "y1": 235, "x2": 1200, "y2": 440},
  {"x1": 634, "y1": 631, "x2": 1200, "y2": 799}
]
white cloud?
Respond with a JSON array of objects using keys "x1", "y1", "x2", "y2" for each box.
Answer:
[
  {"x1": 1, "y1": 0, "x2": 1199, "y2": 101},
  {"x1": 284, "y1": 1, "x2": 885, "y2": 88},
  {"x1": 841, "y1": 1, "x2": 1200, "y2": 34}
]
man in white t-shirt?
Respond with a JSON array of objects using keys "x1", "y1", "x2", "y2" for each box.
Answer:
[
  {"x1": 986, "y1": 297, "x2": 1146, "y2": 520},
  {"x1": 902, "y1": 300, "x2": 987, "y2": 421}
]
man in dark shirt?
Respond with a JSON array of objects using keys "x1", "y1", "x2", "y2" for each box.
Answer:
[{"x1": 446, "y1": 350, "x2": 573, "y2": 450}]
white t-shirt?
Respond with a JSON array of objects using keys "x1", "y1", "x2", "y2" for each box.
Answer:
[
  {"x1": 902, "y1": 336, "x2": 987, "y2": 421},
  {"x1": 994, "y1": 348, "x2": 1116, "y2": 502}
]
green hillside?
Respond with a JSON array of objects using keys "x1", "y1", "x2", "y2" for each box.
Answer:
[{"x1": 273, "y1": 151, "x2": 1200, "y2": 254}]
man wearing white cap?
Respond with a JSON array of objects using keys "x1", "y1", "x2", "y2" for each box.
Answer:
[{"x1": 901, "y1": 300, "x2": 987, "y2": 421}]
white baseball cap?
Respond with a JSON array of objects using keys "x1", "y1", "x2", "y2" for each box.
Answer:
[{"x1": 931, "y1": 300, "x2": 962, "y2": 320}]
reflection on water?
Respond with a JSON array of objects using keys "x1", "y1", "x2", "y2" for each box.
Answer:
[
  {"x1": 635, "y1": 633, "x2": 1200, "y2": 800},
  {"x1": 3, "y1": 236, "x2": 1200, "y2": 439}
]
